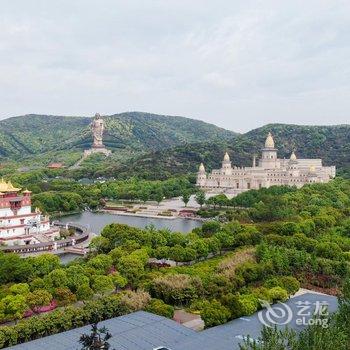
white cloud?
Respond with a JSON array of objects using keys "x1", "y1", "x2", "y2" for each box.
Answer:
[{"x1": 0, "y1": 0, "x2": 349, "y2": 131}]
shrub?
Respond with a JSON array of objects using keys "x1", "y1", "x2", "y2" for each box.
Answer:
[
  {"x1": 279, "y1": 222, "x2": 299, "y2": 236},
  {"x1": 76, "y1": 284, "x2": 94, "y2": 301},
  {"x1": 151, "y1": 274, "x2": 201, "y2": 306},
  {"x1": 188, "y1": 299, "x2": 210, "y2": 313},
  {"x1": 145, "y1": 299, "x2": 174, "y2": 318},
  {"x1": 220, "y1": 293, "x2": 242, "y2": 318},
  {"x1": 119, "y1": 290, "x2": 151, "y2": 312},
  {"x1": 26, "y1": 289, "x2": 52, "y2": 311},
  {"x1": 236, "y1": 262, "x2": 264, "y2": 283},
  {"x1": 9, "y1": 283, "x2": 30, "y2": 296},
  {"x1": 200, "y1": 300, "x2": 231, "y2": 328},
  {"x1": 53, "y1": 287, "x2": 77, "y2": 306},
  {"x1": 264, "y1": 276, "x2": 300, "y2": 295},
  {"x1": 0, "y1": 294, "x2": 131, "y2": 348},
  {"x1": 251, "y1": 287, "x2": 272, "y2": 304},
  {"x1": 238, "y1": 294, "x2": 259, "y2": 315},
  {"x1": 316, "y1": 242, "x2": 342, "y2": 259},
  {"x1": 268, "y1": 287, "x2": 288, "y2": 303},
  {"x1": 279, "y1": 276, "x2": 300, "y2": 295}
]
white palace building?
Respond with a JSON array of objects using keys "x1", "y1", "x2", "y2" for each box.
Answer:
[
  {"x1": 0, "y1": 179, "x2": 59, "y2": 246},
  {"x1": 197, "y1": 132, "x2": 336, "y2": 196}
]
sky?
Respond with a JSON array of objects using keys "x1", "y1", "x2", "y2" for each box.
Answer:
[{"x1": 0, "y1": 0, "x2": 349, "y2": 132}]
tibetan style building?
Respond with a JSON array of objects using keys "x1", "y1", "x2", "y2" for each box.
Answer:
[{"x1": 0, "y1": 179, "x2": 59, "y2": 246}]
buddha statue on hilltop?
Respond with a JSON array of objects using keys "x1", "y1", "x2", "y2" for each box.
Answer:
[{"x1": 91, "y1": 113, "x2": 105, "y2": 148}]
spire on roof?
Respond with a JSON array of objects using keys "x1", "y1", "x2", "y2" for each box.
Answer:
[{"x1": 265, "y1": 132, "x2": 275, "y2": 148}]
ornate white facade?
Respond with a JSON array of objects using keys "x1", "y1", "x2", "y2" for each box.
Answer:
[
  {"x1": 0, "y1": 179, "x2": 59, "y2": 246},
  {"x1": 197, "y1": 133, "x2": 336, "y2": 196}
]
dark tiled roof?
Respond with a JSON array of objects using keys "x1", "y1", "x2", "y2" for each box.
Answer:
[{"x1": 8, "y1": 293, "x2": 338, "y2": 350}]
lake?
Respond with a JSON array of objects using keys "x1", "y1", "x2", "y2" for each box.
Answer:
[{"x1": 59, "y1": 211, "x2": 202, "y2": 234}]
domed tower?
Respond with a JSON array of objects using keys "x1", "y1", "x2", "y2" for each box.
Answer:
[
  {"x1": 222, "y1": 152, "x2": 232, "y2": 175},
  {"x1": 290, "y1": 151, "x2": 297, "y2": 162},
  {"x1": 260, "y1": 132, "x2": 279, "y2": 169},
  {"x1": 288, "y1": 151, "x2": 299, "y2": 177},
  {"x1": 196, "y1": 163, "x2": 207, "y2": 187}
]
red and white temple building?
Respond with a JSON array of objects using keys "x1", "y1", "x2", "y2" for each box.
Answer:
[{"x1": 0, "y1": 179, "x2": 59, "y2": 246}]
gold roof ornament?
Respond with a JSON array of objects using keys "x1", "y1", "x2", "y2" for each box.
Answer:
[
  {"x1": 6, "y1": 181, "x2": 21, "y2": 192},
  {"x1": 309, "y1": 165, "x2": 316, "y2": 173},
  {"x1": 223, "y1": 152, "x2": 230, "y2": 161},
  {"x1": 22, "y1": 188, "x2": 32, "y2": 194},
  {"x1": 0, "y1": 179, "x2": 7, "y2": 192},
  {"x1": 199, "y1": 163, "x2": 205, "y2": 172},
  {"x1": 35, "y1": 207, "x2": 42, "y2": 214},
  {"x1": 0, "y1": 178, "x2": 21, "y2": 192},
  {"x1": 265, "y1": 132, "x2": 275, "y2": 148}
]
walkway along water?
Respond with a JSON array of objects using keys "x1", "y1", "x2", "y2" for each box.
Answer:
[{"x1": 0, "y1": 222, "x2": 90, "y2": 255}]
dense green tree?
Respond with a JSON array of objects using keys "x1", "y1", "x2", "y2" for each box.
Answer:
[
  {"x1": 181, "y1": 191, "x2": 190, "y2": 207},
  {"x1": 44, "y1": 269, "x2": 69, "y2": 290},
  {"x1": 26, "y1": 289, "x2": 52, "y2": 311},
  {"x1": 31, "y1": 254, "x2": 60, "y2": 278},
  {"x1": 91, "y1": 276, "x2": 114, "y2": 295},
  {"x1": 154, "y1": 188, "x2": 164, "y2": 205},
  {"x1": 195, "y1": 190, "x2": 206, "y2": 208},
  {"x1": 0, "y1": 294, "x2": 28, "y2": 322},
  {"x1": 117, "y1": 255, "x2": 145, "y2": 288},
  {"x1": 87, "y1": 254, "x2": 113, "y2": 274}
]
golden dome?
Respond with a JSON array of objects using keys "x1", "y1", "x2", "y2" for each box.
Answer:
[
  {"x1": 223, "y1": 152, "x2": 230, "y2": 161},
  {"x1": 199, "y1": 163, "x2": 205, "y2": 172},
  {"x1": 290, "y1": 151, "x2": 297, "y2": 161},
  {"x1": 265, "y1": 132, "x2": 275, "y2": 148}
]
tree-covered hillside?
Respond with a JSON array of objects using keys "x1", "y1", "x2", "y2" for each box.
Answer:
[
  {"x1": 110, "y1": 124, "x2": 349, "y2": 179},
  {"x1": 0, "y1": 113, "x2": 348, "y2": 179},
  {"x1": 0, "y1": 112, "x2": 235, "y2": 158}
]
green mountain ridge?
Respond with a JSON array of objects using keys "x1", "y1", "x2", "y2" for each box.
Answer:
[
  {"x1": 0, "y1": 112, "x2": 236, "y2": 158},
  {"x1": 0, "y1": 113, "x2": 348, "y2": 179},
  {"x1": 109, "y1": 123, "x2": 350, "y2": 179}
]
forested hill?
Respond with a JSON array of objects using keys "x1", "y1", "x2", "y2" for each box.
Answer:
[
  {"x1": 0, "y1": 112, "x2": 236, "y2": 158},
  {"x1": 112, "y1": 123, "x2": 350, "y2": 179},
  {"x1": 0, "y1": 113, "x2": 348, "y2": 179}
]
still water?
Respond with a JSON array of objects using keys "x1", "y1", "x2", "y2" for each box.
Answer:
[
  {"x1": 59, "y1": 211, "x2": 202, "y2": 234},
  {"x1": 58, "y1": 211, "x2": 201, "y2": 264}
]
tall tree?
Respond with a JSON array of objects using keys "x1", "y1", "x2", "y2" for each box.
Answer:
[
  {"x1": 195, "y1": 190, "x2": 206, "y2": 208},
  {"x1": 154, "y1": 188, "x2": 164, "y2": 206},
  {"x1": 181, "y1": 191, "x2": 191, "y2": 207}
]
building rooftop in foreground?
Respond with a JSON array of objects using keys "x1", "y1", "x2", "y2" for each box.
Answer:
[{"x1": 8, "y1": 293, "x2": 338, "y2": 350}]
